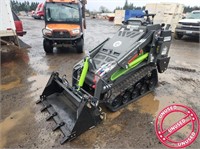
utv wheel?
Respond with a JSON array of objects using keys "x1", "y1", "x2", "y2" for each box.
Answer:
[
  {"x1": 43, "y1": 39, "x2": 53, "y2": 53},
  {"x1": 174, "y1": 32, "x2": 183, "y2": 40},
  {"x1": 76, "y1": 38, "x2": 84, "y2": 53}
]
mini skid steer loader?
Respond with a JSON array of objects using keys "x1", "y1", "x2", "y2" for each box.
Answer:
[{"x1": 37, "y1": 11, "x2": 172, "y2": 144}]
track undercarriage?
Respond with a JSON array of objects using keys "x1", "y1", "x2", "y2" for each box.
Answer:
[{"x1": 106, "y1": 65, "x2": 158, "y2": 111}]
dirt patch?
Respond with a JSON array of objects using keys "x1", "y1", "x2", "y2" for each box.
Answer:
[
  {"x1": 0, "y1": 62, "x2": 22, "y2": 91},
  {"x1": 27, "y1": 75, "x2": 50, "y2": 93},
  {"x1": 168, "y1": 66, "x2": 196, "y2": 73},
  {"x1": 126, "y1": 93, "x2": 159, "y2": 116},
  {"x1": 159, "y1": 81, "x2": 170, "y2": 86},
  {"x1": 0, "y1": 107, "x2": 34, "y2": 148},
  {"x1": 106, "y1": 110, "x2": 123, "y2": 121},
  {"x1": 70, "y1": 106, "x2": 160, "y2": 148},
  {"x1": 1, "y1": 45, "x2": 17, "y2": 63},
  {"x1": 177, "y1": 77, "x2": 196, "y2": 82}
]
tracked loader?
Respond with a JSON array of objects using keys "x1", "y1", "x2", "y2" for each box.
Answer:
[{"x1": 37, "y1": 11, "x2": 172, "y2": 144}]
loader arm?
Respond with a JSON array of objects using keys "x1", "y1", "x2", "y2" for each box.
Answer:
[
  {"x1": 111, "y1": 53, "x2": 149, "y2": 81},
  {"x1": 78, "y1": 57, "x2": 89, "y2": 89}
]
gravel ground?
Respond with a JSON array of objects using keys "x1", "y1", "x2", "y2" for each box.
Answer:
[{"x1": 1, "y1": 17, "x2": 200, "y2": 148}]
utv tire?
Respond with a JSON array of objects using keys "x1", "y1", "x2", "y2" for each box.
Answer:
[
  {"x1": 174, "y1": 32, "x2": 183, "y2": 40},
  {"x1": 43, "y1": 39, "x2": 53, "y2": 53},
  {"x1": 76, "y1": 38, "x2": 84, "y2": 53}
]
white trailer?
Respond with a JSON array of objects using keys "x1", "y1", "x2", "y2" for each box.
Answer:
[
  {"x1": 0, "y1": 0, "x2": 20, "y2": 62},
  {"x1": 0, "y1": 0, "x2": 17, "y2": 37},
  {"x1": 145, "y1": 3, "x2": 184, "y2": 32}
]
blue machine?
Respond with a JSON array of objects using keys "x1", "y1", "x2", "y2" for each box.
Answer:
[{"x1": 125, "y1": 10, "x2": 144, "y2": 21}]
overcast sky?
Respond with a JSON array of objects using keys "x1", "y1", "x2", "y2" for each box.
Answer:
[{"x1": 16, "y1": 0, "x2": 199, "y2": 11}]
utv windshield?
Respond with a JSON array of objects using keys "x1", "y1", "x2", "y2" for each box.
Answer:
[
  {"x1": 46, "y1": 3, "x2": 80, "y2": 23},
  {"x1": 186, "y1": 12, "x2": 200, "y2": 19}
]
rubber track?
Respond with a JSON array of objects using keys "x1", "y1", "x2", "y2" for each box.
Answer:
[{"x1": 107, "y1": 65, "x2": 156, "y2": 111}]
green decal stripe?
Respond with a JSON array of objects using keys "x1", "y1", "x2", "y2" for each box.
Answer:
[
  {"x1": 111, "y1": 53, "x2": 149, "y2": 81},
  {"x1": 78, "y1": 57, "x2": 89, "y2": 89}
]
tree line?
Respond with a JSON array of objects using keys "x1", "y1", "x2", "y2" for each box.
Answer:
[
  {"x1": 11, "y1": 0, "x2": 39, "y2": 13},
  {"x1": 116, "y1": 0, "x2": 145, "y2": 10},
  {"x1": 11, "y1": 0, "x2": 199, "y2": 14},
  {"x1": 113, "y1": 0, "x2": 199, "y2": 13},
  {"x1": 184, "y1": 6, "x2": 200, "y2": 13},
  {"x1": 99, "y1": 0, "x2": 145, "y2": 13}
]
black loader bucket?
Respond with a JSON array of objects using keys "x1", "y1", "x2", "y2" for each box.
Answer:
[{"x1": 36, "y1": 72, "x2": 102, "y2": 144}]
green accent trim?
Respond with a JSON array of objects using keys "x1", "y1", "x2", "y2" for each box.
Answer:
[
  {"x1": 78, "y1": 57, "x2": 89, "y2": 89},
  {"x1": 111, "y1": 53, "x2": 149, "y2": 81}
]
